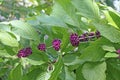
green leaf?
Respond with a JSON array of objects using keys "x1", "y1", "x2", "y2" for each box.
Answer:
[
  {"x1": 82, "y1": 62, "x2": 106, "y2": 80},
  {"x1": 27, "y1": 68, "x2": 44, "y2": 80},
  {"x1": 55, "y1": 0, "x2": 80, "y2": 27},
  {"x1": 76, "y1": 65, "x2": 85, "y2": 80},
  {"x1": 37, "y1": 72, "x2": 51, "y2": 80},
  {"x1": 0, "y1": 31, "x2": 18, "y2": 47},
  {"x1": 0, "y1": 23, "x2": 11, "y2": 31},
  {"x1": 49, "y1": 55, "x2": 63, "y2": 80},
  {"x1": 106, "y1": 58, "x2": 120, "y2": 80},
  {"x1": 36, "y1": 15, "x2": 67, "y2": 27},
  {"x1": 103, "y1": 10, "x2": 119, "y2": 29},
  {"x1": 0, "y1": 50, "x2": 11, "y2": 57},
  {"x1": 107, "y1": 8, "x2": 120, "y2": 29},
  {"x1": 10, "y1": 20, "x2": 39, "y2": 40},
  {"x1": 71, "y1": 0, "x2": 100, "y2": 20},
  {"x1": 26, "y1": 53, "x2": 46, "y2": 65},
  {"x1": 0, "y1": 68, "x2": 8, "y2": 77},
  {"x1": 93, "y1": 22, "x2": 120, "y2": 43},
  {"x1": 105, "y1": 52, "x2": 118, "y2": 58},
  {"x1": 79, "y1": 38, "x2": 110, "y2": 62},
  {"x1": 9, "y1": 64, "x2": 22, "y2": 80},
  {"x1": 102, "y1": 45, "x2": 116, "y2": 52},
  {"x1": 63, "y1": 54, "x2": 81, "y2": 66},
  {"x1": 51, "y1": 0, "x2": 87, "y2": 30},
  {"x1": 64, "y1": 67, "x2": 75, "y2": 80}
]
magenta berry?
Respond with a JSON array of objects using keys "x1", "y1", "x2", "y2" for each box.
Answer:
[
  {"x1": 17, "y1": 47, "x2": 32, "y2": 58},
  {"x1": 79, "y1": 33, "x2": 88, "y2": 42},
  {"x1": 95, "y1": 31, "x2": 101, "y2": 38},
  {"x1": 70, "y1": 33, "x2": 80, "y2": 46},
  {"x1": 52, "y1": 39, "x2": 61, "y2": 51},
  {"x1": 38, "y1": 43, "x2": 46, "y2": 51},
  {"x1": 116, "y1": 49, "x2": 120, "y2": 54},
  {"x1": 88, "y1": 32, "x2": 95, "y2": 36}
]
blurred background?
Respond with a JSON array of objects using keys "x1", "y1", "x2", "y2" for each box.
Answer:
[
  {"x1": 0, "y1": 0, "x2": 53, "y2": 21},
  {"x1": 0, "y1": 0, "x2": 120, "y2": 21}
]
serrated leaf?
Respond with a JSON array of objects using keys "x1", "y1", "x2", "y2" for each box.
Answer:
[
  {"x1": 0, "y1": 23, "x2": 11, "y2": 31},
  {"x1": 76, "y1": 65, "x2": 85, "y2": 80},
  {"x1": 105, "y1": 52, "x2": 118, "y2": 58},
  {"x1": 82, "y1": 62, "x2": 106, "y2": 80},
  {"x1": 71, "y1": 0, "x2": 100, "y2": 20},
  {"x1": 27, "y1": 68, "x2": 44, "y2": 80},
  {"x1": 55, "y1": 0, "x2": 80, "y2": 27},
  {"x1": 103, "y1": 10, "x2": 119, "y2": 29},
  {"x1": 36, "y1": 15, "x2": 67, "y2": 27},
  {"x1": 9, "y1": 64, "x2": 22, "y2": 80},
  {"x1": 63, "y1": 54, "x2": 81, "y2": 66},
  {"x1": 64, "y1": 67, "x2": 75, "y2": 80},
  {"x1": 93, "y1": 22, "x2": 120, "y2": 43},
  {"x1": 106, "y1": 58, "x2": 120, "y2": 80},
  {"x1": 10, "y1": 20, "x2": 39, "y2": 40},
  {"x1": 79, "y1": 38, "x2": 110, "y2": 62},
  {"x1": 0, "y1": 31, "x2": 19, "y2": 47},
  {"x1": 51, "y1": 0, "x2": 87, "y2": 30},
  {"x1": 0, "y1": 50, "x2": 12, "y2": 58},
  {"x1": 102, "y1": 45, "x2": 116, "y2": 52},
  {"x1": 107, "y1": 8, "x2": 120, "y2": 29}
]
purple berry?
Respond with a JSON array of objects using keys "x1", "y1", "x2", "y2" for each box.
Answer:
[
  {"x1": 88, "y1": 32, "x2": 94, "y2": 36},
  {"x1": 38, "y1": 43, "x2": 46, "y2": 51},
  {"x1": 70, "y1": 33, "x2": 80, "y2": 46},
  {"x1": 24, "y1": 47, "x2": 32, "y2": 56},
  {"x1": 88, "y1": 32, "x2": 95, "y2": 40},
  {"x1": 95, "y1": 31, "x2": 101, "y2": 38},
  {"x1": 17, "y1": 47, "x2": 32, "y2": 58},
  {"x1": 116, "y1": 49, "x2": 120, "y2": 54},
  {"x1": 52, "y1": 39, "x2": 61, "y2": 51},
  {"x1": 79, "y1": 33, "x2": 88, "y2": 42}
]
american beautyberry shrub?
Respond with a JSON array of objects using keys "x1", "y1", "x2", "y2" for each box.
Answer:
[
  {"x1": 70, "y1": 33, "x2": 80, "y2": 47},
  {"x1": 38, "y1": 43, "x2": 46, "y2": 51},
  {"x1": 17, "y1": 47, "x2": 32, "y2": 58},
  {"x1": 52, "y1": 39, "x2": 61, "y2": 51}
]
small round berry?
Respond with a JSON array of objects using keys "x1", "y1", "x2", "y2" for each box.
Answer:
[
  {"x1": 79, "y1": 33, "x2": 88, "y2": 42},
  {"x1": 70, "y1": 33, "x2": 80, "y2": 46},
  {"x1": 17, "y1": 49, "x2": 25, "y2": 58},
  {"x1": 95, "y1": 31, "x2": 101, "y2": 38},
  {"x1": 38, "y1": 43, "x2": 46, "y2": 51},
  {"x1": 88, "y1": 32, "x2": 95, "y2": 36},
  {"x1": 52, "y1": 39, "x2": 61, "y2": 51},
  {"x1": 88, "y1": 32, "x2": 95, "y2": 40},
  {"x1": 116, "y1": 49, "x2": 120, "y2": 54},
  {"x1": 17, "y1": 47, "x2": 32, "y2": 58},
  {"x1": 24, "y1": 47, "x2": 32, "y2": 56}
]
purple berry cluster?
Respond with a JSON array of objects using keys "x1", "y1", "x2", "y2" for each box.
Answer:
[
  {"x1": 17, "y1": 47, "x2": 32, "y2": 58},
  {"x1": 38, "y1": 43, "x2": 46, "y2": 51},
  {"x1": 17, "y1": 31, "x2": 100, "y2": 58},
  {"x1": 70, "y1": 31, "x2": 101, "y2": 47},
  {"x1": 37, "y1": 39, "x2": 61, "y2": 51},
  {"x1": 70, "y1": 33, "x2": 80, "y2": 47},
  {"x1": 52, "y1": 39, "x2": 61, "y2": 51}
]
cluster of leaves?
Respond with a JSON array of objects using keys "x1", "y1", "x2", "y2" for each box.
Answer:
[
  {"x1": 0, "y1": 0, "x2": 53, "y2": 21},
  {"x1": 0, "y1": 0, "x2": 120, "y2": 80}
]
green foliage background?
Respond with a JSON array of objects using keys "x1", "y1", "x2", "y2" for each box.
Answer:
[{"x1": 0, "y1": 0, "x2": 120, "y2": 80}]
